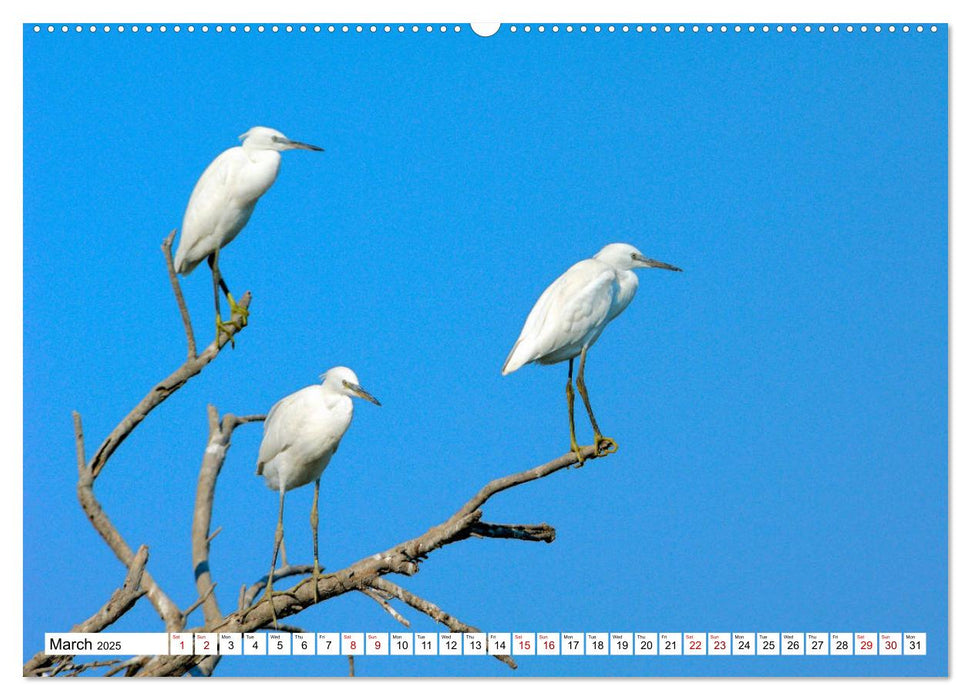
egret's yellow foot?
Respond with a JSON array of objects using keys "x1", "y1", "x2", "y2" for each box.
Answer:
[
  {"x1": 595, "y1": 435, "x2": 618, "y2": 456},
  {"x1": 570, "y1": 437, "x2": 586, "y2": 467},
  {"x1": 311, "y1": 559, "x2": 321, "y2": 604},
  {"x1": 215, "y1": 315, "x2": 238, "y2": 348},
  {"x1": 257, "y1": 582, "x2": 289, "y2": 629},
  {"x1": 226, "y1": 293, "x2": 249, "y2": 326}
]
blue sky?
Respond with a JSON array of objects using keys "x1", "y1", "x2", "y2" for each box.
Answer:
[{"x1": 23, "y1": 22, "x2": 946, "y2": 677}]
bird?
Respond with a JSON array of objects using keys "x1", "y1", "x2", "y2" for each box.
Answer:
[
  {"x1": 254, "y1": 367, "x2": 380, "y2": 621},
  {"x1": 502, "y1": 243, "x2": 681, "y2": 464},
  {"x1": 174, "y1": 126, "x2": 323, "y2": 342}
]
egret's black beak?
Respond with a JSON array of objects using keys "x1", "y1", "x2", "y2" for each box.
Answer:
[
  {"x1": 635, "y1": 254, "x2": 682, "y2": 272},
  {"x1": 286, "y1": 139, "x2": 324, "y2": 152},
  {"x1": 344, "y1": 381, "x2": 381, "y2": 406}
]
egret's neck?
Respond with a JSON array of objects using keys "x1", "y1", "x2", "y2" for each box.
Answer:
[
  {"x1": 236, "y1": 147, "x2": 281, "y2": 201},
  {"x1": 319, "y1": 383, "x2": 354, "y2": 414},
  {"x1": 610, "y1": 269, "x2": 639, "y2": 321},
  {"x1": 242, "y1": 146, "x2": 282, "y2": 167}
]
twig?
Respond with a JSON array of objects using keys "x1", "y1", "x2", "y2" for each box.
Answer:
[
  {"x1": 162, "y1": 230, "x2": 196, "y2": 359},
  {"x1": 465, "y1": 521, "x2": 556, "y2": 543},
  {"x1": 206, "y1": 526, "x2": 223, "y2": 545},
  {"x1": 62, "y1": 659, "x2": 122, "y2": 676},
  {"x1": 258, "y1": 623, "x2": 306, "y2": 634},
  {"x1": 369, "y1": 577, "x2": 517, "y2": 670},
  {"x1": 242, "y1": 564, "x2": 315, "y2": 609},
  {"x1": 360, "y1": 588, "x2": 411, "y2": 628},
  {"x1": 104, "y1": 656, "x2": 150, "y2": 677},
  {"x1": 183, "y1": 583, "x2": 216, "y2": 619}
]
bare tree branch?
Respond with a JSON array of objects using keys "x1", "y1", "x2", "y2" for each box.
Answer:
[
  {"x1": 88, "y1": 276, "x2": 251, "y2": 480},
  {"x1": 162, "y1": 230, "x2": 196, "y2": 359},
  {"x1": 242, "y1": 564, "x2": 316, "y2": 610},
  {"x1": 24, "y1": 545, "x2": 149, "y2": 676},
  {"x1": 369, "y1": 577, "x2": 517, "y2": 670},
  {"x1": 258, "y1": 623, "x2": 306, "y2": 634},
  {"x1": 183, "y1": 583, "x2": 217, "y2": 620},
  {"x1": 104, "y1": 656, "x2": 151, "y2": 677},
  {"x1": 465, "y1": 521, "x2": 556, "y2": 543},
  {"x1": 133, "y1": 443, "x2": 602, "y2": 677},
  {"x1": 73, "y1": 412, "x2": 183, "y2": 631},
  {"x1": 24, "y1": 240, "x2": 262, "y2": 676},
  {"x1": 26, "y1": 230, "x2": 612, "y2": 676},
  {"x1": 62, "y1": 659, "x2": 122, "y2": 676},
  {"x1": 360, "y1": 587, "x2": 411, "y2": 628},
  {"x1": 190, "y1": 407, "x2": 265, "y2": 627}
]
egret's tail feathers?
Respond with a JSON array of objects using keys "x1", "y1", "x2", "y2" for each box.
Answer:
[
  {"x1": 173, "y1": 244, "x2": 192, "y2": 275},
  {"x1": 502, "y1": 339, "x2": 530, "y2": 376}
]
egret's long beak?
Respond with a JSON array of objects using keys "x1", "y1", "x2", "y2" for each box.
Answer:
[
  {"x1": 344, "y1": 381, "x2": 381, "y2": 406},
  {"x1": 634, "y1": 254, "x2": 682, "y2": 272},
  {"x1": 285, "y1": 139, "x2": 324, "y2": 152}
]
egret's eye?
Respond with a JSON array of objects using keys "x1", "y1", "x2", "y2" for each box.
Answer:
[
  {"x1": 272, "y1": 135, "x2": 286, "y2": 143},
  {"x1": 631, "y1": 253, "x2": 637, "y2": 259}
]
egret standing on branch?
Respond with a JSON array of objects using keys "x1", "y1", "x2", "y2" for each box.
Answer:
[
  {"x1": 255, "y1": 367, "x2": 380, "y2": 622},
  {"x1": 502, "y1": 243, "x2": 681, "y2": 464},
  {"x1": 174, "y1": 126, "x2": 323, "y2": 341}
]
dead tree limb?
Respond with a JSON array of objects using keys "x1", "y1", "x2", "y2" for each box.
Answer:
[
  {"x1": 190, "y1": 407, "x2": 265, "y2": 627},
  {"x1": 24, "y1": 236, "x2": 254, "y2": 677},
  {"x1": 132, "y1": 442, "x2": 602, "y2": 677},
  {"x1": 23, "y1": 545, "x2": 150, "y2": 676},
  {"x1": 369, "y1": 577, "x2": 517, "y2": 670},
  {"x1": 24, "y1": 229, "x2": 614, "y2": 677},
  {"x1": 74, "y1": 412, "x2": 183, "y2": 630}
]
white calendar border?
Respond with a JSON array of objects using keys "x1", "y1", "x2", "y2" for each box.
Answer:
[{"x1": 10, "y1": 0, "x2": 962, "y2": 698}]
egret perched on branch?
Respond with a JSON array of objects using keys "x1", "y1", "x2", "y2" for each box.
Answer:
[
  {"x1": 502, "y1": 243, "x2": 681, "y2": 464},
  {"x1": 174, "y1": 126, "x2": 323, "y2": 341},
  {"x1": 255, "y1": 367, "x2": 380, "y2": 620}
]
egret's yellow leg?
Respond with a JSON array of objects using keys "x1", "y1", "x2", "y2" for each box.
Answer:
[
  {"x1": 566, "y1": 359, "x2": 585, "y2": 466},
  {"x1": 310, "y1": 478, "x2": 321, "y2": 603},
  {"x1": 577, "y1": 346, "x2": 618, "y2": 456},
  {"x1": 208, "y1": 250, "x2": 246, "y2": 346},
  {"x1": 259, "y1": 488, "x2": 288, "y2": 628}
]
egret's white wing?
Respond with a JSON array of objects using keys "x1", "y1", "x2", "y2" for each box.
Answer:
[
  {"x1": 503, "y1": 259, "x2": 617, "y2": 373},
  {"x1": 256, "y1": 386, "x2": 318, "y2": 474},
  {"x1": 175, "y1": 147, "x2": 249, "y2": 273}
]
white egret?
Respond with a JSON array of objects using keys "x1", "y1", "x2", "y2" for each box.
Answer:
[
  {"x1": 174, "y1": 126, "x2": 323, "y2": 341},
  {"x1": 502, "y1": 243, "x2": 681, "y2": 463},
  {"x1": 255, "y1": 367, "x2": 380, "y2": 619}
]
